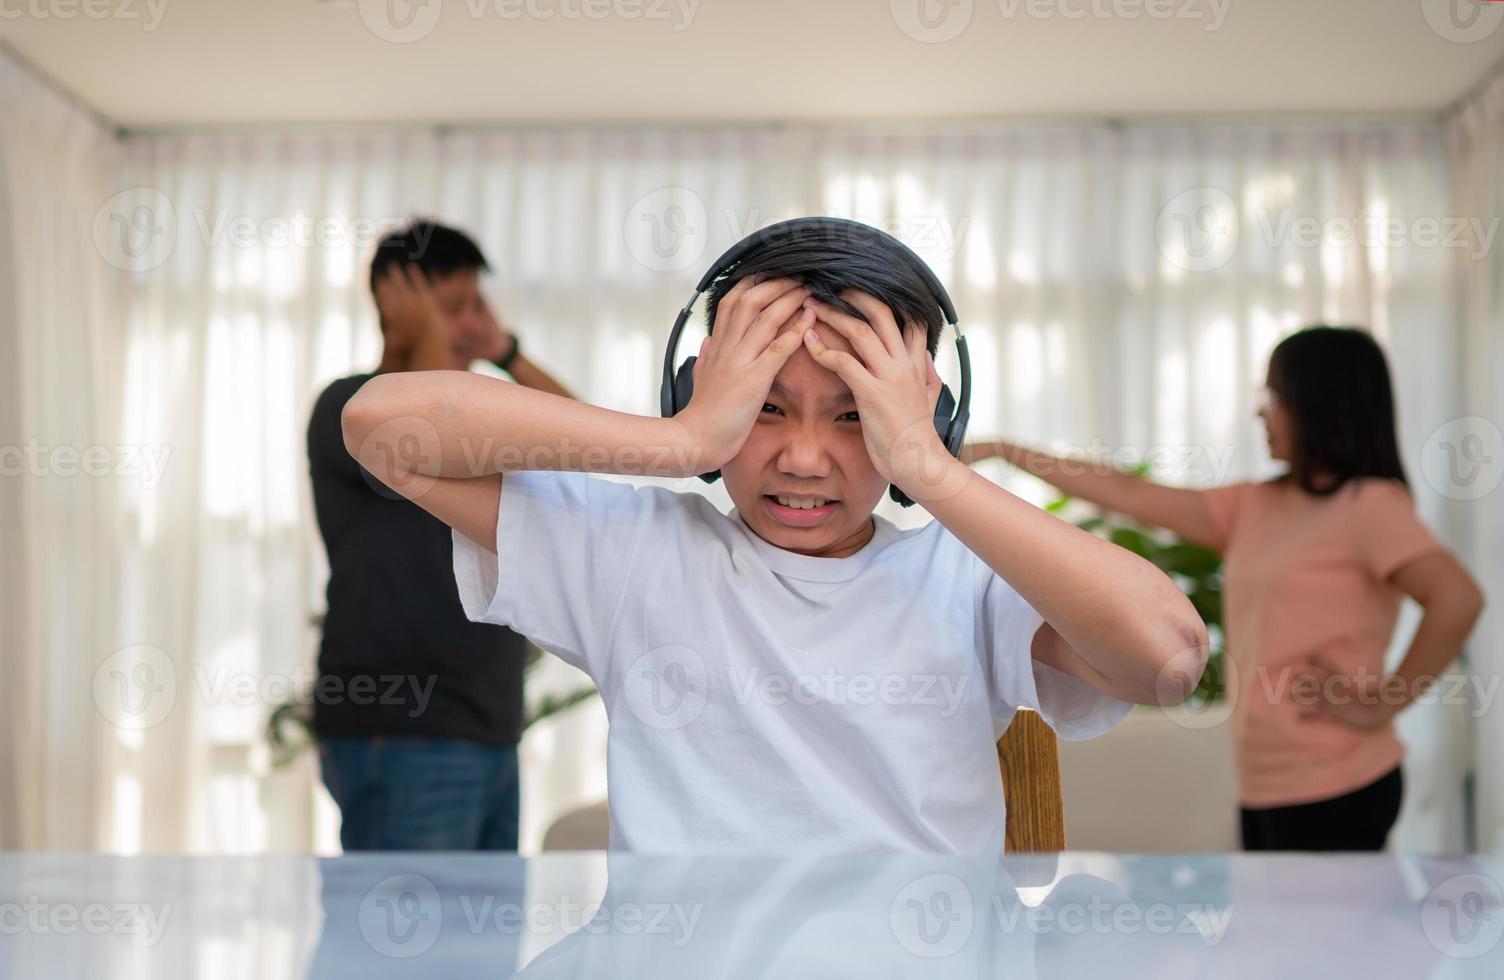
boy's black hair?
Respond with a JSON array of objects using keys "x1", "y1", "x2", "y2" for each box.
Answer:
[
  {"x1": 702, "y1": 224, "x2": 944, "y2": 357},
  {"x1": 368, "y1": 219, "x2": 490, "y2": 297},
  {"x1": 1267, "y1": 325, "x2": 1409, "y2": 496}
]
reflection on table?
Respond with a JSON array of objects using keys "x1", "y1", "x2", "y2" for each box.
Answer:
[{"x1": 1, "y1": 851, "x2": 1501, "y2": 978}]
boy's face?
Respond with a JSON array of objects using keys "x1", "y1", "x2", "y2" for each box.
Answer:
[{"x1": 720, "y1": 318, "x2": 890, "y2": 559}]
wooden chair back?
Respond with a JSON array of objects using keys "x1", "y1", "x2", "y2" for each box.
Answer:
[{"x1": 995, "y1": 708, "x2": 1065, "y2": 851}]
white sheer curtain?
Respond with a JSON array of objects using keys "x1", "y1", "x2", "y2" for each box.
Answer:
[
  {"x1": 0, "y1": 54, "x2": 124, "y2": 851},
  {"x1": 1447, "y1": 60, "x2": 1504, "y2": 853},
  {"x1": 2, "y1": 42, "x2": 1488, "y2": 852}
]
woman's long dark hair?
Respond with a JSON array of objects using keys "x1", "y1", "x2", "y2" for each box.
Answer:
[{"x1": 1267, "y1": 325, "x2": 1409, "y2": 496}]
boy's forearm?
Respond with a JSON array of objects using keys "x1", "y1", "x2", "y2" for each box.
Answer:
[
  {"x1": 342, "y1": 369, "x2": 706, "y2": 481},
  {"x1": 913, "y1": 451, "x2": 1208, "y2": 704}
]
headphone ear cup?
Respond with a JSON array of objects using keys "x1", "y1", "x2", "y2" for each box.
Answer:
[
  {"x1": 672, "y1": 355, "x2": 720, "y2": 484},
  {"x1": 673, "y1": 355, "x2": 698, "y2": 415},
  {"x1": 932, "y1": 383, "x2": 957, "y2": 446}
]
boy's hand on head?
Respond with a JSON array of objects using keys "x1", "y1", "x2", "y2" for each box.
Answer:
[
  {"x1": 803, "y1": 292, "x2": 963, "y2": 501},
  {"x1": 374, "y1": 264, "x2": 449, "y2": 355},
  {"x1": 677, "y1": 276, "x2": 815, "y2": 471}
]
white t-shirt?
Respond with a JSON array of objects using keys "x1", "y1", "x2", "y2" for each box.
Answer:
[{"x1": 452, "y1": 470, "x2": 1132, "y2": 853}]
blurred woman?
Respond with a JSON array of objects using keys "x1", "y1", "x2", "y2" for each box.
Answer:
[{"x1": 964, "y1": 326, "x2": 1484, "y2": 851}]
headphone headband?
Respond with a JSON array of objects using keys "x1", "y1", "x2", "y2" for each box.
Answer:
[{"x1": 691, "y1": 217, "x2": 959, "y2": 326}]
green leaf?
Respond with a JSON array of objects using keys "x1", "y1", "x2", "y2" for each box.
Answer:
[
  {"x1": 1189, "y1": 587, "x2": 1222, "y2": 626},
  {"x1": 1159, "y1": 542, "x2": 1222, "y2": 579},
  {"x1": 1108, "y1": 526, "x2": 1158, "y2": 559}
]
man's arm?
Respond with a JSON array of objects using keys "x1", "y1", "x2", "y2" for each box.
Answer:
[
  {"x1": 802, "y1": 293, "x2": 1208, "y2": 706},
  {"x1": 502, "y1": 351, "x2": 573, "y2": 400}
]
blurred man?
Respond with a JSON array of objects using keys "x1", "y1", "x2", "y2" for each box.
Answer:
[{"x1": 306, "y1": 220, "x2": 573, "y2": 850}]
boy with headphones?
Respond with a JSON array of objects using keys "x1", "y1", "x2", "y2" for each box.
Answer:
[{"x1": 342, "y1": 219, "x2": 1207, "y2": 853}]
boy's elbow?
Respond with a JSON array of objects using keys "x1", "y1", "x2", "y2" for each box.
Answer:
[
  {"x1": 1141, "y1": 616, "x2": 1209, "y2": 706},
  {"x1": 341, "y1": 375, "x2": 412, "y2": 463},
  {"x1": 341, "y1": 386, "x2": 381, "y2": 461}
]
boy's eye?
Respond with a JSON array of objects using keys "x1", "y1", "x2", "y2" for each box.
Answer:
[
  {"x1": 839, "y1": 411, "x2": 860, "y2": 422},
  {"x1": 762, "y1": 403, "x2": 781, "y2": 415}
]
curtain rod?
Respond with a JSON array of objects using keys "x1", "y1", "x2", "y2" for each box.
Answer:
[{"x1": 115, "y1": 110, "x2": 1449, "y2": 141}]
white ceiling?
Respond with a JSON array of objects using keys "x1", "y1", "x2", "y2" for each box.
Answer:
[{"x1": 4, "y1": 0, "x2": 1504, "y2": 128}]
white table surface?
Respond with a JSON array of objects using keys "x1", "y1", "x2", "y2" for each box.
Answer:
[{"x1": 2, "y1": 851, "x2": 1501, "y2": 978}]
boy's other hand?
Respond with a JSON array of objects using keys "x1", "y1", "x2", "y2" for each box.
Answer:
[
  {"x1": 374, "y1": 264, "x2": 449, "y2": 355},
  {"x1": 803, "y1": 292, "x2": 963, "y2": 501},
  {"x1": 677, "y1": 276, "x2": 814, "y2": 471}
]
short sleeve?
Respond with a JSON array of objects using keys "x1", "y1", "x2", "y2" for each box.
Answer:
[
  {"x1": 451, "y1": 470, "x2": 676, "y2": 677},
  {"x1": 1199, "y1": 482, "x2": 1250, "y2": 554},
  {"x1": 1348, "y1": 479, "x2": 1444, "y2": 580},
  {"x1": 975, "y1": 558, "x2": 1135, "y2": 742}
]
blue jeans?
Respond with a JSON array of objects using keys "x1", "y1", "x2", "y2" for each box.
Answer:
[{"x1": 318, "y1": 737, "x2": 520, "y2": 851}]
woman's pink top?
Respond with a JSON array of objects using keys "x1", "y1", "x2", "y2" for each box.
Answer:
[{"x1": 1201, "y1": 477, "x2": 1443, "y2": 808}]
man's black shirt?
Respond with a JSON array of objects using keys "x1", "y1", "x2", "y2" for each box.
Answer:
[{"x1": 307, "y1": 373, "x2": 525, "y2": 746}]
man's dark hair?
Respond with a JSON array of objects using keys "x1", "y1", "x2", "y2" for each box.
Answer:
[
  {"x1": 1267, "y1": 325, "x2": 1409, "y2": 496},
  {"x1": 368, "y1": 219, "x2": 489, "y2": 295},
  {"x1": 703, "y1": 224, "x2": 945, "y2": 356}
]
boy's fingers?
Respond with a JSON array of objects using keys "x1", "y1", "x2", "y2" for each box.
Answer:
[
  {"x1": 720, "y1": 277, "x2": 802, "y2": 350},
  {"x1": 754, "y1": 312, "x2": 813, "y2": 374},
  {"x1": 740, "y1": 285, "x2": 812, "y2": 354},
  {"x1": 907, "y1": 319, "x2": 931, "y2": 368},
  {"x1": 805, "y1": 299, "x2": 888, "y2": 369},
  {"x1": 801, "y1": 324, "x2": 869, "y2": 387},
  {"x1": 711, "y1": 276, "x2": 755, "y2": 333},
  {"x1": 840, "y1": 290, "x2": 905, "y2": 360}
]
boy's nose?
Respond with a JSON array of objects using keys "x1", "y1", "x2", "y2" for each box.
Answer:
[{"x1": 776, "y1": 425, "x2": 832, "y2": 478}]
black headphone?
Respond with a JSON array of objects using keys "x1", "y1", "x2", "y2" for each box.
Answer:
[{"x1": 658, "y1": 216, "x2": 971, "y2": 508}]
